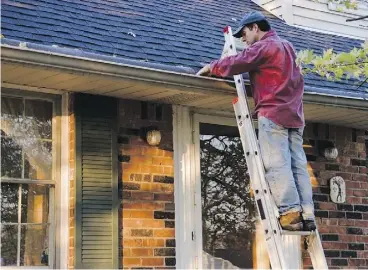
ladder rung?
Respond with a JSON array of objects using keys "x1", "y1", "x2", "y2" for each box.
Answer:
[{"x1": 281, "y1": 230, "x2": 314, "y2": 236}]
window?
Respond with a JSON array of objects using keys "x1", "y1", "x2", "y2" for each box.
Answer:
[{"x1": 1, "y1": 93, "x2": 59, "y2": 267}]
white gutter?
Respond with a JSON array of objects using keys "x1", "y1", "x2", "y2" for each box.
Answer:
[{"x1": 1, "y1": 45, "x2": 367, "y2": 110}]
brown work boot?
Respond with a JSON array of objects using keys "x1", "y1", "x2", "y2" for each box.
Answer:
[{"x1": 279, "y1": 212, "x2": 303, "y2": 231}]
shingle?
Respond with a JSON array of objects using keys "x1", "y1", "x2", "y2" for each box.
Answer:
[{"x1": 1, "y1": 0, "x2": 365, "y2": 98}]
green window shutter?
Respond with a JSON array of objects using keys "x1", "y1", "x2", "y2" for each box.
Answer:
[{"x1": 74, "y1": 94, "x2": 118, "y2": 269}]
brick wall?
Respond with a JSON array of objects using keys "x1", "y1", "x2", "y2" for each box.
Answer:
[
  {"x1": 68, "y1": 94, "x2": 75, "y2": 269},
  {"x1": 119, "y1": 100, "x2": 175, "y2": 269},
  {"x1": 303, "y1": 124, "x2": 368, "y2": 269}
]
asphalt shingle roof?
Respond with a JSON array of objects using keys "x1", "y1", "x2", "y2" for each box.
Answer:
[{"x1": 1, "y1": 0, "x2": 367, "y2": 99}]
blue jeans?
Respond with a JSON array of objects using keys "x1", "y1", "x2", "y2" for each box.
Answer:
[{"x1": 258, "y1": 116, "x2": 315, "y2": 220}]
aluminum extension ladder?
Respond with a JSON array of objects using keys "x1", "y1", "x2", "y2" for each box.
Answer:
[{"x1": 222, "y1": 26, "x2": 328, "y2": 269}]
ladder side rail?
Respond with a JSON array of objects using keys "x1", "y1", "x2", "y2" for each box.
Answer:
[{"x1": 233, "y1": 101, "x2": 287, "y2": 269}]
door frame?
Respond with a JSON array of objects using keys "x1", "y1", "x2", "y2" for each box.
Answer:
[
  {"x1": 174, "y1": 106, "x2": 273, "y2": 269},
  {"x1": 192, "y1": 113, "x2": 239, "y2": 269}
]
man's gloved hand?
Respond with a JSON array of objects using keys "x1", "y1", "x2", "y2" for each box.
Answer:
[{"x1": 196, "y1": 64, "x2": 211, "y2": 76}]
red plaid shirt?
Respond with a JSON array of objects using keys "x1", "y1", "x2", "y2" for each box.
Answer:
[{"x1": 210, "y1": 30, "x2": 305, "y2": 128}]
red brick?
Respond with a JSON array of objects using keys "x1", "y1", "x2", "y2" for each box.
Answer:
[
  {"x1": 356, "y1": 236, "x2": 368, "y2": 242},
  {"x1": 123, "y1": 248, "x2": 131, "y2": 257},
  {"x1": 339, "y1": 219, "x2": 355, "y2": 226},
  {"x1": 141, "y1": 258, "x2": 164, "y2": 266},
  {"x1": 361, "y1": 182, "x2": 368, "y2": 189},
  {"x1": 347, "y1": 197, "x2": 362, "y2": 204},
  {"x1": 124, "y1": 210, "x2": 153, "y2": 219},
  {"x1": 353, "y1": 190, "x2": 367, "y2": 197},
  {"x1": 153, "y1": 229, "x2": 175, "y2": 237},
  {"x1": 141, "y1": 166, "x2": 152, "y2": 173},
  {"x1": 163, "y1": 167, "x2": 174, "y2": 176},
  {"x1": 131, "y1": 191, "x2": 154, "y2": 200},
  {"x1": 124, "y1": 219, "x2": 143, "y2": 227},
  {"x1": 354, "y1": 220, "x2": 368, "y2": 227},
  {"x1": 357, "y1": 251, "x2": 368, "y2": 259},
  {"x1": 154, "y1": 193, "x2": 174, "y2": 202},
  {"x1": 123, "y1": 258, "x2": 141, "y2": 266},
  {"x1": 144, "y1": 147, "x2": 159, "y2": 156},
  {"x1": 339, "y1": 235, "x2": 357, "y2": 242},
  {"x1": 123, "y1": 238, "x2": 143, "y2": 247},
  {"x1": 337, "y1": 156, "x2": 351, "y2": 166},
  {"x1": 141, "y1": 220, "x2": 165, "y2": 228},
  {"x1": 123, "y1": 163, "x2": 141, "y2": 173},
  {"x1": 140, "y1": 183, "x2": 151, "y2": 191},
  {"x1": 345, "y1": 181, "x2": 361, "y2": 189},
  {"x1": 123, "y1": 228, "x2": 131, "y2": 237},
  {"x1": 336, "y1": 172, "x2": 353, "y2": 180},
  {"x1": 150, "y1": 166, "x2": 164, "y2": 174},
  {"x1": 151, "y1": 183, "x2": 174, "y2": 193},
  {"x1": 318, "y1": 202, "x2": 336, "y2": 210},
  {"x1": 164, "y1": 151, "x2": 173, "y2": 158},
  {"x1": 348, "y1": 259, "x2": 366, "y2": 267},
  {"x1": 131, "y1": 248, "x2": 153, "y2": 257},
  {"x1": 310, "y1": 161, "x2": 326, "y2": 170},
  {"x1": 130, "y1": 211, "x2": 154, "y2": 219},
  {"x1": 123, "y1": 202, "x2": 143, "y2": 209},
  {"x1": 322, "y1": 242, "x2": 348, "y2": 250},
  {"x1": 131, "y1": 155, "x2": 152, "y2": 165},
  {"x1": 352, "y1": 174, "x2": 368, "y2": 182},
  {"x1": 141, "y1": 202, "x2": 165, "y2": 210},
  {"x1": 142, "y1": 239, "x2": 165, "y2": 247}
]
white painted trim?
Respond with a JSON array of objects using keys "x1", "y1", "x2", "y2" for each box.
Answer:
[
  {"x1": 1, "y1": 83, "x2": 66, "y2": 95},
  {"x1": 192, "y1": 114, "x2": 238, "y2": 269},
  {"x1": 59, "y1": 93, "x2": 70, "y2": 269},
  {"x1": 173, "y1": 105, "x2": 197, "y2": 269},
  {"x1": 293, "y1": 24, "x2": 365, "y2": 39},
  {"x1": 282, "y1": 0, "x2": 294, "y2": 24}
]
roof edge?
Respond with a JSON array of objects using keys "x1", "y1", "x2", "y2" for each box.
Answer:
[{"x1": 1, "y1": 38, "x2": 367, "y2": 110}]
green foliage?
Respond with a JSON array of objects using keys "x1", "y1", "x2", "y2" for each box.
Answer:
[{"x1": 296, "y1": 40, "x2": 368, "y2": 82}]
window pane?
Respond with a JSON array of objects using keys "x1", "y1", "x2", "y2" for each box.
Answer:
[
  {"x1": 21, "y1": 184, "x2": 49, "y2": 224},
  {"x1": 20, "y1": 225, "x2": 49, "y2": 266},
  {"x1": 1, "y1": 183, "x2": 19, "y2": 223},
  {"x1": 1, "y1": 225, "x2": 18, "y2": 266},
  {"x1": 1, "y1": 137, "x2": 22, "y2": 178},
  {"x1": 200, "y1": 124, "x2": 257, "y2": 269},
  {"x1": 1, "y1": 96, "x2": 23, "y2": 124},
  {"x1": 1, "y1": 97, "x2": 54, "y2": 181},
  {"x1": 25, "y1": 99, "x2": 52, "y2": 139},
  {"x1": 24, "y1": 141, "x2": 52, "y2": 180}
]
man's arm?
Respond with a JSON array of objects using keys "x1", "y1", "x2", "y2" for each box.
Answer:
[{"x1": 197, "y1": 42, "x2": 266, "y2": 77}]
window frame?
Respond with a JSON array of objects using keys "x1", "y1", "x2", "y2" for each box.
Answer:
[{"x1": 1, "y1": 88, "x2": 61, "y2": 269}]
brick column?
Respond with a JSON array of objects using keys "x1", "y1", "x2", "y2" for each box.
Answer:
[
  {"x1": 119, "y1": 100, "x2": 175, "y2": 269},
  {"x1": 303, "y1": 124, "x2": 368, "y2": 269}
]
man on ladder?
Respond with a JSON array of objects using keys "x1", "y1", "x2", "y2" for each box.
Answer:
[{"x1": 197, "y1": 11, "x2": 316, "y2": 232}]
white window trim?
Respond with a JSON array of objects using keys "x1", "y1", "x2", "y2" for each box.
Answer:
[
  {"x1": 174, "y1": 106, "x2": 302, "y2": 269},
  {"x1": 1, "y1": 87, "x2": 69, "y2": 269},
  {"x1": 58, "y1": 93, "x2": 69, "y2": 269}
]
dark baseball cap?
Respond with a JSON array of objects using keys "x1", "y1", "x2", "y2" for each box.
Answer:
[{"x1": 233, "y1": 11, "x2": 269, "y2": 38}]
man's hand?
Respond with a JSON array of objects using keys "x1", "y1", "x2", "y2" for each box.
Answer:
[{"x1": 196, "y1": 64, "x2": 211, "y2": 76}]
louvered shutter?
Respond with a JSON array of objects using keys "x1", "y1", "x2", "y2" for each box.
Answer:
[{"x1": 74, "y1": 94, "x2": 118, "y2": 269}]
